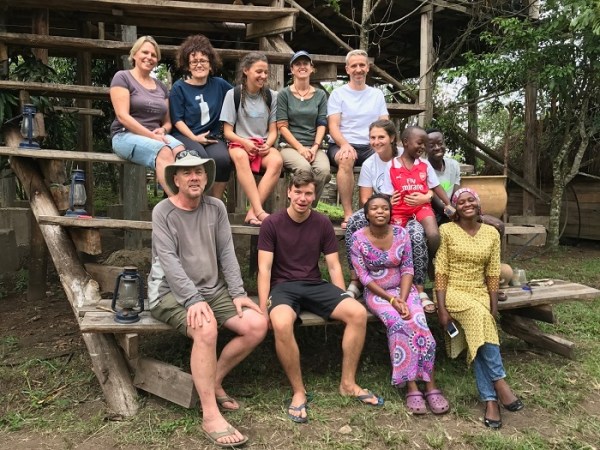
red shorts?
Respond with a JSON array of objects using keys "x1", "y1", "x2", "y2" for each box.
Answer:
[{"x1": 391, "y1": 204, "x2": 435, "y2": 227}]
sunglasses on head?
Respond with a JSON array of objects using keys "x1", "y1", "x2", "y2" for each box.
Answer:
[{"x1": 176, "y1": 149, "x2": 201, "y2": 160}]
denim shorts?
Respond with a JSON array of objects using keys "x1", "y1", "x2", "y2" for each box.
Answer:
[{"x1": 112, "y1": 131, "x2": 184, "y2": 169}]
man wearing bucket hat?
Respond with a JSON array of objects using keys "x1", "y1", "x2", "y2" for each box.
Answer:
[{"x1": 148, "y1": 151, "x2": 268, "y2": 447}]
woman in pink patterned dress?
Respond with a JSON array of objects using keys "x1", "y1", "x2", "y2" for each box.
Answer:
[{"x1": 349, "y1": 193, "x2": 449, "y2": 415}]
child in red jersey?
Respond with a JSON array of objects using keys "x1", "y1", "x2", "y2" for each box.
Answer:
[{"x1": 387, "y1": 126, "x2": 454, "y2": 312}]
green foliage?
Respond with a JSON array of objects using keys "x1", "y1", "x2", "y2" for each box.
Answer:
[{"x1": 14, "y1": 269, "x2": 28, "y2": 294}]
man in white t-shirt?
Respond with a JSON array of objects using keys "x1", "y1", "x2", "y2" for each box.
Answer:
[{"x1": 327, "y1": 49, "x2": 389, "y2": 228}]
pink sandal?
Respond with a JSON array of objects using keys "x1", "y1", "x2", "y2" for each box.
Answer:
[
  {"x1": 406, "y1": 391, "x2": 427, "y2": 415},
  {"x1": 424, "y1": 389, "x2": 450, "y2": 414}
]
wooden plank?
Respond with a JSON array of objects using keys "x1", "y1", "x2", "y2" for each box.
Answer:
[
  {"x1": 500, "y1": 314, "x2": 576, "y2": 359},
  {"x1": 4, "y1": 0, "x2": 296, "y2": 23},
  {"x1": 246, "y1": 15, "x2": 295, "y2": 39},
  {"x1": 133, "y1": 357, "x2": 198, "y2": 409},
  {"x1": 504, "y1": 224, "x2": 547, "y2": 235},
  {"x1": 80, "y1": 311, "x2": 172, "y2": 333},
  {"x1": 497, "y1": 281, "x2": 600, "y2": 310},
  {"x1": 0, "y1": 80, "x2": 109, "y2": 99},
  {"x1": 38, "y1": 214, "x2": 348, "y2": 236},
  {"x1": 0, "y1": 146, "x2": 124, "y2": 163},
  {"x1": 0, "y1": 32, "x2": 348, "y2": 66}
]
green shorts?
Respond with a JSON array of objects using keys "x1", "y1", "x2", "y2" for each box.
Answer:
[{"x1": 150, "y1": 287, "x2": 238, "y2": 337}]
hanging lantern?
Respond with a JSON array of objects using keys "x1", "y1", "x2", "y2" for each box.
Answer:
[
  {"x1": 19, "y1": 104, "x2": 40, "y2": 149},
  {"x1": 65, "y1": 168, "x2": 87, "y2": 216},
  {"x1": 111, "y1": 266, "x2": 145, "y2": 324}
]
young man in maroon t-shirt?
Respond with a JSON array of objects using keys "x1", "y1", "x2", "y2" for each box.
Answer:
[{"x1": 257, "y1": 172, "x2": 384, "y2": 424}]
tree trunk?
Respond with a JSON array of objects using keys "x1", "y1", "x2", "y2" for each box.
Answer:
[{"x1": 547, "y1": 177, "x2": 564, "y2": 248}]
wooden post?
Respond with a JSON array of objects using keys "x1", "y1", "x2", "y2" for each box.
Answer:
[
  {"x1": 9, "y1": 156, "x2": 139, "y2": 416},
  {"x1": 77, "y1": 21, "x2": 95, "y2": 216},
  {"x1": 32, "y1": 9, "x2": 49, "y2": 64},
  {"x1": 418, "y1": 7, "x2": 433, "y2": 127},
  {"x1": 523, "y1": 81, "x2": 537, "y2": 215},
  {"x1": 120, "y1": 25, "x2": 146, "y2": 249}
]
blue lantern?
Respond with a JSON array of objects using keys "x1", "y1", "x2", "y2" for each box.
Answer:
[{"x1": 19, "y1": 104, "x2": 40, "y2": 149}]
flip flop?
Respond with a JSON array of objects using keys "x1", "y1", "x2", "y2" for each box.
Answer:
[
  {"x1": 424, "y1": 389, "x2": 450, "y2": 414},
  {"x1": 244, "y1": 217, "x2": 261, "y2": 227},
  {"x1": 203, "y1": 425, "x2": 248, "y2": 448},
  {"x1": 419, "y1": 292, "x2": 436, "y2": 314},
  {"x1": 355, "y1": 389, "x2": 384, "y2": 407},
  {"x1": 286, "y1": 401, "x2": 308, "y2": 423},
  {"x1": 216, "y1": 395, "x2": 241, "y2": 412},
  {"x1": 406, "y1": 391, "x2": 427, "y2": 415}
]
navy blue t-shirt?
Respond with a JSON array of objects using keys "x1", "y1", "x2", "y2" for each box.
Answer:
[{"x1": 169, "y1": 76, "x2": 233, "y2": 136}]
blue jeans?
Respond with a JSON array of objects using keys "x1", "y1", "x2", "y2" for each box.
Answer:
[{"x1": 473, "y1": 343, "x2": 506, "y2": 401}]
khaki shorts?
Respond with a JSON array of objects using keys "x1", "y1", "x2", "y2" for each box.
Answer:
[{"x1": 150, "y1": 287, "x2": 238, "y2": 337}]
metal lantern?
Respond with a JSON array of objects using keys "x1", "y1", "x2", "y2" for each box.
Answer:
[
  {"x1": 65, "y1": 168, "x2": 87, "y2": 216},
  {"x1": 111, "y1": 266, "x2": 145, "y2": 323},
  {"x1": 19, "y1": 104, "x2": 40, "y2": 149}
]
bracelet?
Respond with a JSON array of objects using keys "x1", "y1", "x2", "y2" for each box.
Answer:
[
  {"x1": 312, "y1": 142, "x2": 320, "y2": 147},
  {"x1": 389, "y1": 296, "x2": 395, "y2": 304}
]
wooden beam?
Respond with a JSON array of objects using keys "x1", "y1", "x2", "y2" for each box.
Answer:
[
  {"x1": 69, "y1": 228, "x2": 102, "y2": 255},
  {"x1": 31, "y1": 9, "x2": 49, "y2": 63},
  {"x1": 5, "y1": 0, "x2": 296, "y2": 23},
  {"x1": 0, "y1": 32, "x2": 347, "y2": 66},
  {"x1": 82, "y1": 332, "x2": 140, "y2": 415},
  {"x1": 115, "y1": 333, "x2": 139, "y2": 361},
  {"x1": 84, "y1": 262, "x2": 123, "y2": 294},
  {"x1": 418, "y1": 8, "x2": 433, "y2": 126},
  {"x1": 51, "y1": 106, "x2": 104, "y2": 116},
  {"x1": 500, "y1": 314, "x2": 575, "y2": 359},
  {"x1": 0, "y1": 80, "x2": 109, "y2": 99},
  {"x1": 133, "y1": 357, "x2": 198, "y2": 409},
  {"x1": 504, "y1": 304, "x2": 555, "y2": 324},
  {"x1": 246, "y1": 15, "x2": 295, "y2": 39}
]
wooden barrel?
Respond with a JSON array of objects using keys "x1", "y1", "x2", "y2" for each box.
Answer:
[{"x1": 460, "y1": 175, "x2": 507, "y2": 218}]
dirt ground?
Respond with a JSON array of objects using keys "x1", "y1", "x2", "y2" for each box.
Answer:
[{"x1": 1, "y1": 244, "x2": 600, "y2": 449}]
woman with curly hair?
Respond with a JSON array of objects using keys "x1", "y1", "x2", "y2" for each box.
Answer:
[{"x1": 169, "y1": 34, "x2": 233, "y2": 199}]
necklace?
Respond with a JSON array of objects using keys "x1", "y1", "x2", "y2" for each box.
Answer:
[{"x1": 293, "y1": 85, "x2": 311, "y2": 101}]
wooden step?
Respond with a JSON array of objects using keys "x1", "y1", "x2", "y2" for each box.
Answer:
[
  {"x1": 386, "y1": 102, "x2": 426, "y2": 119},
  {"x1": 0, "y1": 146, "x2": 123, "y2": 162}
]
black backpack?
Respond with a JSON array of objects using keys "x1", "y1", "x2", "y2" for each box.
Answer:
[{"x1": 233, "y1": 85, "x2": 272, "y2": 113}]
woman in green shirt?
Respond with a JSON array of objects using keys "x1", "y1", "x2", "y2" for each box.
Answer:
[{"x1": 276, "y1": 51, "x2": 331, "y2": 205}]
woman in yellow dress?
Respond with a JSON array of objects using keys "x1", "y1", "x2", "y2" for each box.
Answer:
[{"x1": 435, "y1": 188, "x2": 523, "y2": 429}]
